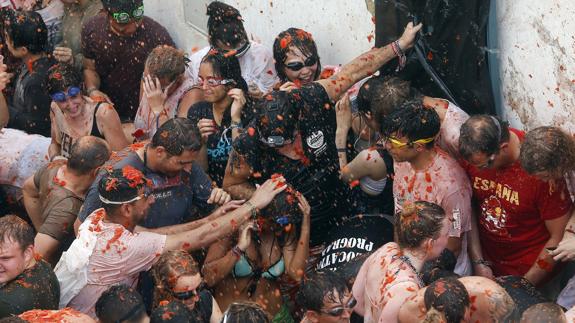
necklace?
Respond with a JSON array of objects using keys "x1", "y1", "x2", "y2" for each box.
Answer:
[{"x1": 396, "y1": 255, "x2": 424, "y2": 287}]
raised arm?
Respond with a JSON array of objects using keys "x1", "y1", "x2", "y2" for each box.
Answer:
[
  {"x1": 283, "y1": 193, "x2": 311, "y2": 281},
  {"x1": 83, "y1": 57, "x2": 110, "y2": 102},
  {"x1": 164, "y1": 177, "x2": 286, "y2": 252},
  {"x1": 317, "y1": 22, "x2": 422, "y2": 101}
]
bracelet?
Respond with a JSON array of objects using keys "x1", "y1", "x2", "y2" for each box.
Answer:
[
  {"x1": 337, "y1": 147, "x2": 347, "y2": 153},
  {"x1": 391, "y1": 40, "x2": 407, "y2": 72},
  {"x1": 244, "y1": 200, "x2": 258, "y2": 220},
  {"x1": 231, "y1": 245, "x2": 244, "y2": 258},
  {"x1": 472, "y1": 259, "x2": 492, "y2": 267}
]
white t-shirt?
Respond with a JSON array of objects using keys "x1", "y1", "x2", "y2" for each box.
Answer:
[
  {"x1": 393, "y1": 149, "x2": 473, "y2": 276},
  {"x1": 186, "y1": 42, "x2": 278, "y2": 94}
]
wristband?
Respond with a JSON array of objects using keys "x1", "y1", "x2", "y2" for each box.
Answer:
[
  {"x1": 472, "y1": 259, "x2": 492, "y2": 267},
  {"x1": 391, "y1": 40, "x2": 407, "y2": 72},
  {"x1": 337, "y1": 147, "x2": 347, "y2": 153},
  {"x1": 230, "y1": 120, "x2": 243, "y2": 129}
]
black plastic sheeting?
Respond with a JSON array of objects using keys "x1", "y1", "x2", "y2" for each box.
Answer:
[{"x1": 375, "y1": 0, "x2": 495, "y2": 115}]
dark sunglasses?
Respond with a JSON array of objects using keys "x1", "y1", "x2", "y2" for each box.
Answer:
[
  {"x1": 285, "y1": 56, "x2": 317, "y2": 71},
  {"x1": 51, "y1": 86, "x2": 81, "y2": 102},
  {"x1": 112, "y1": 5, "x2": 144, "y2": 24},
  {"x1": 320, "y1": 297, "x2": 357, "y2": 317},
  {"x1": 170, "y1": 282, "x2": 206, "y2": 300}
]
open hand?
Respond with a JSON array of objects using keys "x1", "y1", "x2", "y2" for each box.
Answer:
[{"x1": 248, "y1": 176, "x2": 288, "y2": 209}]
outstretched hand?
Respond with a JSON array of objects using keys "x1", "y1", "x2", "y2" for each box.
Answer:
[{"x1": 248, "y1": 176, "x2": 288, "y2": 210}]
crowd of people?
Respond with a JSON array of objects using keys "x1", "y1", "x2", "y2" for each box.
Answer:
[{"x1": 2, "y1": 0, "x2": 575, "y2": 322}]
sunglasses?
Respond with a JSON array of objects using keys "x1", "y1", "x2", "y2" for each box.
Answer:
[
  {"x1": 384, "y1": 136, "x2": 435, "y2": 149},
  {"x1": 320, "y1": 297, "x2": 357, "y2": 317},
  {"x1": 170, "y1": 282, "x2": 206, "y2": 300},
  {"x1": 51, "y1": 86, "x2": 81, "y2": 102},
  {"x1": 197, "y1": 76, "x2": 235, "y2": 88},
  {"x1": 111, "y1": 5, "x2": 144, "y2": 24},
  {"x1": 285, "y1": 56, "x2": 317, "y2": 71}
]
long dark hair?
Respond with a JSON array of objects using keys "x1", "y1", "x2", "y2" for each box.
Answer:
[{"x1": 273, "y1": 28, "x2": 322, "y2": 82}]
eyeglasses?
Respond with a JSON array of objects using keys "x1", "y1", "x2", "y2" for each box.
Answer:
[
  {"x1": 197, "y1": 76, "x2": 235, "y2": 88},
  {"x1": 285, "y1": 56, "x2": 318, "y2": 71},
  {"x1": 384, "y1": 136, "x2": 435, "y2": 149},
  {"x1": 51, "y1": 86, "x2": 81, "y2": 102},
  {"x1": 170, "y1": 282, "x2": 206, "y2": 300},
  {"x1": 111, "y1": 5, "x2": 144, "y2": 24},
  {"x1": 320, "y1": 297, "x2": 357, "y2": 317}
]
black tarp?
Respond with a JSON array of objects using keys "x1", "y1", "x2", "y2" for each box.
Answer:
[{"x1": 375, "y1": 0, "x2": 495, "y2": 115}]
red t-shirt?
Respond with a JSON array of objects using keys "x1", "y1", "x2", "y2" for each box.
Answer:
[{"x1": 461, "y1": 129, "x2": 573, "y2": 276}]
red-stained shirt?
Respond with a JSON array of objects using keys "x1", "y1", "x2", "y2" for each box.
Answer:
[{"x1": 461, "y1": 129, "x2": 573, "y2": 276}]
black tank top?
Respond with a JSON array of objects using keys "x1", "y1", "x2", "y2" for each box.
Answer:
[{"x1": 90, "y1": 102, "x2": 105, "y2": 139}]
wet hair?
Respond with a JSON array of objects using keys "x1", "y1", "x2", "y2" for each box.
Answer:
[
  {"x1": 273, "y1": 28, "x2": 322, "y2": 82},
  {"x1": 395, "y1": 201, "x2": 446, "y2": 249},
  {"x1": 5, "y1": 10, "x2": 47, "y2": 54},
  {"x1": 151, "y1": 250, "x2": 200, "y2": 308},
  {"x1": 255, "y1": 91, "x2": 299, "y2": 145},
  {"x1": 150, "y1": 301, "x2": 197, "y2": 323},
  {"x1": 200, "y1": 49, "x2": 249, "y2": 93},
  {"x1": 520, "y1": 126, "x2": 575, "y2": 176},
  {"x1": 459, "y1": 115, "x2": 510, "y2": 159},
  {"x1": 98, "y1": 167, "x2": 148, "y2": 215},
  {"x1": 335, "y1": 252, "x2": 372, "y2": 289},
  {"x1": 95, "y1": 285, "x2": 147, "y2": 323},
  {"x1": 259, "y1": 188, "x2": 302, "y2": 232},
  {"x1": 46, "y1": 63, "x2": 82, "y2": 95},
  {"x1": 0, "y1": 215, "x2": 34, "y2": 251},
  {"x1": 357, "y1": 76, "x2": 421, "y2": 122},
  {"x1": 381, "y1": 100, "x2": 440, "y2": 149},
  {"x1": 296, "y1": 270, "x2": 349, "y2": 312},
  {"x1": 67, "y1": 136, "x2": 111, "y2": 176},
  {"x1": 221, "y1": 302, "x2": 271, "y2": 323},
  {"x1": 520, "y1": 303, "x2": 566, "y2": 323},
  {"x1": 151, "y1": 118, "x2": 202, "y2": 156},
  {"x1": 146, "y1": 45, "x2": 188, "y2": 83},
  {"x1": 102, "y1": 0, "x2": 143, "y2": 14},
  {"x1": 423, "y1": 278, "x2": 470, "y2": 323},
  {"x1": 421, "y1": 249, "x2": 459, "y2": 286},
  {"x1": 206, "y1": 1, "x2": 248, "y2": 49}
]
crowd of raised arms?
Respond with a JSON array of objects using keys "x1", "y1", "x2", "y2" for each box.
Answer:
[{"x1": 1, "y1": 0, "x2": 575, "y2": 322}]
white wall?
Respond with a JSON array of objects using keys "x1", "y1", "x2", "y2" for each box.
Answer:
[
  {"x1": 497, "y1": 0, "x2": 575, "y2": 132},
  {"x1": 144, "y1": 0, "x2": 374, "y2": 66}
]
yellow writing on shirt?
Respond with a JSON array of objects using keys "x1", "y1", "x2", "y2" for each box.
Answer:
[{"x1": 473, "y1": 177, "x2": 519, "y2": 206}]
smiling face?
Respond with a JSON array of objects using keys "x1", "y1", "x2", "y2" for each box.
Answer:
[
  {"x1": 283, "y1": 46, "x2": 318, "y2": 85},
  {"x1": 198, "y1": 61, "x2": 230, "y2": 103},
  {"x1": 54, "y1": 87, "x2": 84, "y2": 118}
]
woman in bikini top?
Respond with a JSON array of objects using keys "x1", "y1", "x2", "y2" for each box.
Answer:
[{"x1": 203, "y1": 187, "x2": 311, "y2": 321}]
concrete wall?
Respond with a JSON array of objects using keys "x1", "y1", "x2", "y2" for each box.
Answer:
[
  {"x1": 144, "y1": 0, "x2": 375, "y2": 66},
  {"x1": 496, "y1": 0, "x2": 575, "y2": 132}
]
